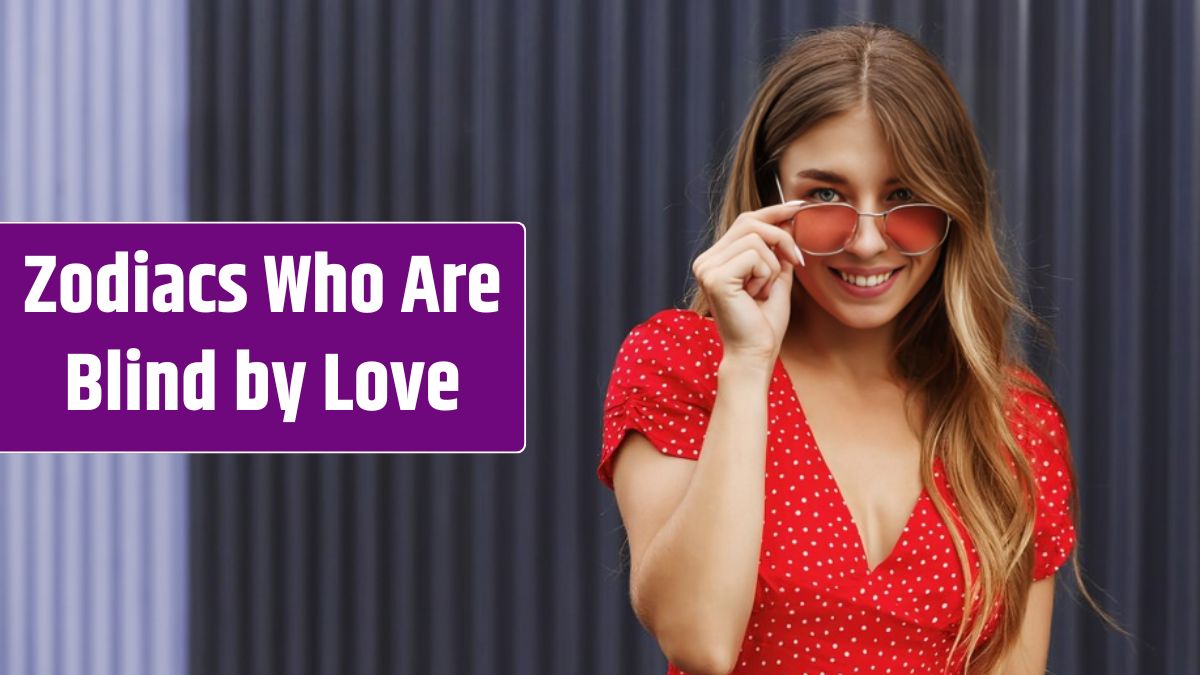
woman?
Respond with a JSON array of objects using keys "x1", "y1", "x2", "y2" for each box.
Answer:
[{"x1": 596, "y1": 23, "x2": 1118, "y2": 674}]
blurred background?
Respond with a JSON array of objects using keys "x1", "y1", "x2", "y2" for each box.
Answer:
[{"x1": 2, "y1": 0, "x2": 1198, "y2": 674}]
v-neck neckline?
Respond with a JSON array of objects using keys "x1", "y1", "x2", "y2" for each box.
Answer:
[{"x1": 772, "y1": 355, "x2": 928, "y2": 577}]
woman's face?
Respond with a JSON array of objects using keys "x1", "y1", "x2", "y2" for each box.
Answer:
[{"x1": 776, "y1": 105, "x2": 944, "y2": 330}]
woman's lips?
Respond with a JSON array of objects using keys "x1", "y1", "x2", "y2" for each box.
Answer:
[{"x1": 828, "y1": 266, "x2": 903, "y2": 298}]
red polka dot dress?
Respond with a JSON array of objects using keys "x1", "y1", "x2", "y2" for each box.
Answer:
[{"x1": 597, "y1": 308, "x2": 1077, "y2": 674}]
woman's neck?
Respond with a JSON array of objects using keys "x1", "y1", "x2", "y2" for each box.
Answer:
[{"x1": 783, "y1": 295, "x2": 900, "y2": 388}]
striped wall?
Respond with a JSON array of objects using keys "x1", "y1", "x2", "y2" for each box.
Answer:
[
  {"x1": 0, "y1": 0, "x2": 1197, "y2": 674},
  {"x1": 0, "y1": 1, "x2": 190, "y2": 675},
  {"x1": 0, "y1": 0, "x2": 188, "y2": 220},
  {"x1": 0, "y1": 456, "x2": 189, "y2": 675},
  {"x1": 184, "y1": 1, "x2": 1199, "y2": 674}
]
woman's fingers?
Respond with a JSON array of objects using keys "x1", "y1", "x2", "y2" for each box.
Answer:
[
  {"x1": 699, "y1": 233, "x2": 782, "y2": 301},
  {"x1": 751, "y1": 199, "x2": 809, "y2": 224},
  {"x1": 704, "y1": 225, "x2": 794, "y2": 276},
  {"x1": 692, "y1": 202, "x2": 807, "y2": 307},
  {"x1": 742, "y1": 250, "x2": 780, "y2": 301},
  {"x1": 734, "y1": 250, "x2": 772, "y2": 292},
  {"x1": 744, "y1": 270, "x2": 765, "y2": 298},
  {"x1": 709, "y1": 232, "x2": 781, "y2": 277},
  {"x1": 723, "y1": 216, "x2": 804, "y2": 267},
  {"x1": 697, "y1": 247, "x2": 771, "y2": 299}
]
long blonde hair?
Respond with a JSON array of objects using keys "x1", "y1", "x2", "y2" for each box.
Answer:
[{"x1": 684, "y1": 23, "x2": 1124, "y2": 673}]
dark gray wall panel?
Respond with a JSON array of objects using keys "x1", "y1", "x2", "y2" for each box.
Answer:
[{"x1": 188, "y1": 1, "x2": 1200, "y2": 673}]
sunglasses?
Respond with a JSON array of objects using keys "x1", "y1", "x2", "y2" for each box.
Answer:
[{"x1": 775, "y1": 173, "x2": 952, "y2": 256}]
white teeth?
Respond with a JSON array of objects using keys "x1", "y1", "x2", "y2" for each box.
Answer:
[{"x1": 837, "y1": 269, "x2": 895, "y2": 287}]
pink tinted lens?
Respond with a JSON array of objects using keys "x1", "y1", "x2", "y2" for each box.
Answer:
[
  {"x1": 886, "y1": 206, "x2": 948, "y2": 253},
  {"x1": 792, "y1": 205, "x2": 857, "y2": 254}
]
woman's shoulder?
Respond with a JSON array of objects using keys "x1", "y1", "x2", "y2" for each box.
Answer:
[
  {"x1": 1002, "y1": 367, "x2": 1077, "y2": 580},
  {"x1": 618, "y1": 307, "x2": 721, "y2": 358},
  {"x1": 597, "y1": 308, "x2": 722, "y2": 488},
  {"x1": 1002, "y1": 365, "x2": 1071, "y2": 471},
  {"x1": 632, "y1": 307, "x2": 717, "y2": 336},
  {"x1": 1003, "y1": 366, "x2": 1064, "y2": 435},
  {"x1": 608, "y1": 307, "x2": 722, "y2": 392}
]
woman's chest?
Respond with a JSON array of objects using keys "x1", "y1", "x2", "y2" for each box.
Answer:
[{"x1": 753, "y1": 372, "x2": 979, "y2": 631}]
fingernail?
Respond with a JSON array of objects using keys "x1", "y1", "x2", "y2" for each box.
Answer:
[
  {"x1": 794, "y1": 245, "x2": 805, "y2": 267},
  {"x1": 785, "y1": 200, "x2": 805, "y2": 206}
]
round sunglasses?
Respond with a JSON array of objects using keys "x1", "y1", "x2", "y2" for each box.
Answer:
[{"x1": 775, "y1": 173, "x2": 952, "y2": 256}]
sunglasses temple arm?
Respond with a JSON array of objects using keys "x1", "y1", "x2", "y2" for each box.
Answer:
[{"x1": 775, "y1": 173, "x2": 806, "y2": 267}]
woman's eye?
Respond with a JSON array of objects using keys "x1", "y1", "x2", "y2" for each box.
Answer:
[
  {"x1": 804, "y1": 186, "x2": 914, "y2": 203},
  {"x1": 806, "y1": 187, "x2": 842, "y2": 202}
]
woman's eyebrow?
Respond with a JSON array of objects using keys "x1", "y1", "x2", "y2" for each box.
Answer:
[{"x1": 794, "y1": 168, "x2": 901, "y2": 186}]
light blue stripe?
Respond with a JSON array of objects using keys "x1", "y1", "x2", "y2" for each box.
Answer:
[{"x1": 0, "y1": 1, "x2": 190, "y2": 674}]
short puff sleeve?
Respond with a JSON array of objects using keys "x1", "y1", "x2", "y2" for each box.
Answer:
[
  {"x1": 1009, "y1": 369, "x2": 1078, "y2": 581},
  {"x1": 596, "y1": 309, "x2": 720, "y2": 491}
]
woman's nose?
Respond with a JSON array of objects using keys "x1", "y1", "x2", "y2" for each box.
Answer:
[{"x1": 844, "y1": 212, "x2": 890, "y2": 257}]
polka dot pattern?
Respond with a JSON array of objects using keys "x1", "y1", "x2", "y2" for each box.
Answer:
[
  {"x1": 598, "y1": 308, "x2": 1077, "y2": 674},
  {"x1": 1008, "y1": 370, "x2": 1078, "y2": 583}
]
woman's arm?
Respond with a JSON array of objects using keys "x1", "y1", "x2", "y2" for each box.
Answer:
[
  {"x1": 611, "y1": 357, "x2": 773, "y2": 675},
  {"x1": 1000, "y1": 576, "x2": 1057, "y2": 674}
]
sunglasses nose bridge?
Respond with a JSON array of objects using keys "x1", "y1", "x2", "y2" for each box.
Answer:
[
  {"x1": 850, "y1": 208, "x2": 889, "y2": 233},
  {"x1": 842, "y1": 208, "x2": 891, "y2": 253},
  {"x1": 855, "y1": 209, "x2": 889, "y2": 221}
]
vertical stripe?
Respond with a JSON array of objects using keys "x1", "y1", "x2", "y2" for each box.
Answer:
[
  {"x1": 182, "y1": 2, "x2": 1200, "y2": 673},
  {"x1": 0, "y1": 3, "x2": 190, "y2": 675}
]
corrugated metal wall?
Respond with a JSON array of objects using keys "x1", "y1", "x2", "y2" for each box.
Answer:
[
  {"x1": 186, "y1": 1, "x2": 1199, "y2": 674},
  {"x1": 0, "y1": 0, "x2": 188, "y2": 220},
  {"x1": 0, "y1": 1, "x2": 191, "y2": 674},
  {"x1": 0, "y1": 456, "x2": 189, "y2": 675}
]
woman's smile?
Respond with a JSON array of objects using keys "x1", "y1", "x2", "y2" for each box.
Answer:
[
  {"x1": 827, "y1": 265, "x2": 903, "y2": 296},
  {"x1": 817, "y1": 263, "x2": 904, "y2": 299}
]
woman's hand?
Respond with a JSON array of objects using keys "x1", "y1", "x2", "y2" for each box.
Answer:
[{"x1": 691, "y1": 201, "x2": 807, "y2": 365}]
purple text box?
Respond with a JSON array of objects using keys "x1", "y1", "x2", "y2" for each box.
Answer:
[{"x1": 3, "y1": 222, "x2": 526, "y2": 452}]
